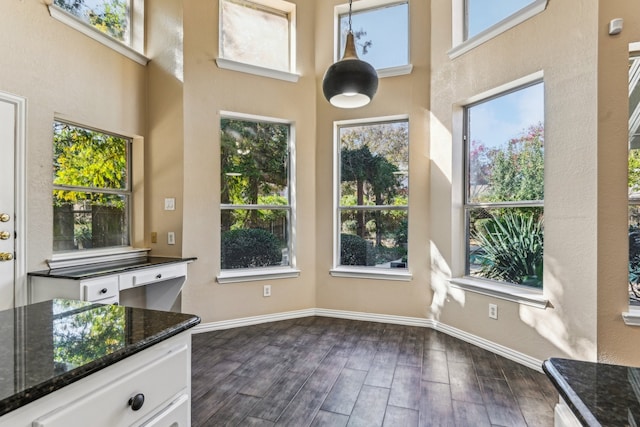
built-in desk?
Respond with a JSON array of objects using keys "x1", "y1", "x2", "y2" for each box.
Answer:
[{"x1": 28, "y1": 257, "x2": 196, "y2": 311}]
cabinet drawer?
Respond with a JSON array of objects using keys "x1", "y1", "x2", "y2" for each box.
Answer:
[
  {"x1": 82, "y1": 276, "x2": 119, "y2": 302},
  {"x1": 139, "y1": 393, "x2": 189, "y2": 427},
  {"x1": 32, "y1": 344, "x2": 188, "y2": 427},
  {"x1": 120, "y1": 264, "x2": 187, "y2": 290}
]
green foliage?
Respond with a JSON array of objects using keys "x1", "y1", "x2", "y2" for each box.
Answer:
[
  {"x1": 221, "y1": 229, "x2": 282, "y2": 269},
  {"x1": 629, "y1": 150, "x2": 640, "y2": 193},
  {"x1": 340, "y1": 233, "x2": 374, "y2": 266},
  {"x1": 472, "y1": 211, "x2": 543, "y2": 287}
]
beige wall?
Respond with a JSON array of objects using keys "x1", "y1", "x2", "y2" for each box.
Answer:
[
  {"x1": 8, "y1": 0, "x2": 640, "y2": 365},
  {"x1": 0, "y1": 0, "x2": 146, "y2": 271},
  {"x1": 180, "y1": 0, "x2": 318, "y2": 322}
]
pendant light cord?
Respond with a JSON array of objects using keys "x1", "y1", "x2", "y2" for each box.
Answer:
[{"x1": 348, "y1": 0, "x2": 353, "y2": 33}]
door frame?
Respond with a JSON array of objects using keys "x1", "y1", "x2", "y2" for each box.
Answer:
[{"x1": 1, "y1": 91, "x2": 27, "y2": 307}]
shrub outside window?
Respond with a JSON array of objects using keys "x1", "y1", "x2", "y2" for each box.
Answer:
[
  {"x1": 53, "y1": 0, "x2": 131, "y2": 43},
  {"x1": 464, "y1": 81, "x2": 544, "y2": 288},
  {"x1": 465, "y1": 0, "x2": 535, "y2": 40},
  {"x1": 219, "y1": 0, "x2": 294, "y2": 73},
  {"x1": 629, "y1": 54, "x2": 640, "y2": 306},
  {"x1": 220, "y1": 116, "x2": 292, "y2": 270},
  {"x1": 338, "y1": 1, "x2": 409, "y2": 71},
  {"x1": 337, "y1": 119, "x2": 409, "y2": 270},
  {"x1": 53, "y1": 121, "x2": 131, "y2": 252}
]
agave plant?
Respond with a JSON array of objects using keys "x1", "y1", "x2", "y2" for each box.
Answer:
[{"x1": 472, "y1": 211, "x2": 543, "y2": 288}]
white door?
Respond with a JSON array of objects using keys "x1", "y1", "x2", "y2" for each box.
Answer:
[{"x1": 0, "y1": 92, "x2": 26, "y2": 310}]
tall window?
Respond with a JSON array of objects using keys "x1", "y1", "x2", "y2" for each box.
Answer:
[
  {"x1": 336, "y1": 119, "x2": 409, "y2": 270},
  {"x1": 338, "y1": 0, "x2": 409, "y2": 70},
  {"x1": 53, "y1": 121, "x2": 131, "y2": 252},
  {"x1": 465, "y1": 0, "x2": 536, "y2": 40},
  {"x1": 219, "y1": 0, "x2": 295, "y2": 73},
  {"x1": 53, "y1": 0, "x2": 130, "y2": 43},
  {"x1": 464, "y1": 81, "x2": 544, "y2": 288},
  {"x1": 220, "y1": 116, "x2": 292, "y2": 270},
  {"x1": 629, "y1": 54, "x2": 640, "y2": 306}
]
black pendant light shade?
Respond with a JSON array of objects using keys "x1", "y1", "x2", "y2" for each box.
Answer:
[{"x1": 322, "y1": 1, "x2": 378, "y2": 108}]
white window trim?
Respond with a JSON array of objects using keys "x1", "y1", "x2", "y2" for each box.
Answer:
[
  {"x1": 219, "y1": 111, "x2": 297, "y2": 278},
  {"x1": 334, "y1": 0, "x2": 412, "y2": 75},
  {"x1": 217, "y1": 266, "x2": 300, "y2": 284},
  {"x1": 333, "y1": 114, "x2": 410, "y2": 278},
  {"x1": 451, "y1": 71, "x2": 545, "y2": 302},
  {"x1": 48, "y1": 247, "x2": 150, "y2": 269},
  {"x1": 450, "y1": 277, "x2": 548, "y2": 309},
  {"x1": 47, "y1": 3, "x2": 148, "y2": 66},
  {"x1": 215, "y1": 58, "x2": 300, "y2": 83},
  {"x1": 217, "y1": 0, "x2": 297, "y2": 79},
  {"x1": 449, "y1": 0, "x2": 548, "y2": 60}
]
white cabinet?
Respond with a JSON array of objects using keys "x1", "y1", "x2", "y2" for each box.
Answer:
[
  {"x1": 30, "y1": 275, "x2": 120, "y2": 304},
  {"x1": 0, "y1": 332, "x2": 192, "y2": 427}
]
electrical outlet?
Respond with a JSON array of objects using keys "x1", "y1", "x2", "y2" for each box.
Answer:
[
  {"x1": 489, "y1": 303, "x2": 498, "y2": 319},
  {"x1": 263, "y1": 285, "x2": 271, "y2": 297},
  {"x1": 168, "y1": 232, "x2": 175, "y2": 245}
]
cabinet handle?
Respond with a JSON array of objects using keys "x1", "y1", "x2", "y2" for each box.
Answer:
[
  {"x1": 155, "y1": 274, "x2": 162, "y2": 279},
  {"x1": 128, "y1": 393, "x2": 145, "y2": 411},
  {"x1": 100, "y1": 288, "x2": 108, "y2": 294}
]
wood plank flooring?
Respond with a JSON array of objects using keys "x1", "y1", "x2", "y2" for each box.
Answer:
[{"x1": 191, "y1": 316, "x2": 558, "y2": 426}]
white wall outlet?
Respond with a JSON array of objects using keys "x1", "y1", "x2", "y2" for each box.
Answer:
[
  {"x1": 263, "y1": 285, "x2": 271, "y2": 297},
  {"x1": 164, "y1": 198, "x2": 176, "y2": 211},
  {"x1": 489, "y1": 303, "x2": 498, "y2": 319},
  {"x1": 168, "y1": 231, "x2": 175, "y2": 245}
]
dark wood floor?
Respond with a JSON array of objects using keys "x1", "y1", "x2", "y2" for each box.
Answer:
[{"x1": 191, "y1": 316, "x2": 558, "y2": 426}]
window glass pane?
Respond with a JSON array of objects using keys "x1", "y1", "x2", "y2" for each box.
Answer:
[
  {"x1": 338, "y1": 120, "x2": 408, "y2": 270},
  {"x1": 466, "y1": 82, "x2": 544, "y2": 204},
  {"x1": 54, "y1": 0, "x2": 130, "y2": 42},
  {"x1": 339, "y1": 210, "x2": 407, "y2": 269},
  {"x1": 221, "y1": 209, "x2": 290, "y2": 269},
  {"x1": 53, "y1": 121, "x2": 131, "y2": 253},
  {"x1": 221, "y1": 119, "x2": 289, "y2": 205},
  {"x1": 467, "y1": 206, "x2": 543, "y2": 287},
  {"x1": 53, "y1": 193, "x2": 130, "y2": 251},
  {"x1": 465, "y1": 0, "x2": 535, "y2": 40},
  {"x1": 221, "y1": 0, "x2": 290, "y2": 71},
  {"x1": 339, "y1": 2, "x2": 409, "y2": 70},
  {"x1": 629, "y1": 55, "x2": 640, "y2": 305}
]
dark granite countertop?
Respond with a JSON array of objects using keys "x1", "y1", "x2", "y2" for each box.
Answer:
[
  {"x1": 28, "y1": 256, "x2": 196, "y2": 280},
  {"x1": 543, "y1": 357, "x2": 640, "y2": 426},
  {"x1": 0, "y1": 299, "x2": 200, "y2": 417}
]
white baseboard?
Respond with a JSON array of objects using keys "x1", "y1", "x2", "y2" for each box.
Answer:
[{"x1": 192, "y1": 308, "x2": 544, "y2": 372}]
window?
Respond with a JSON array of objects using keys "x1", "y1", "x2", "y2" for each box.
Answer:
[
  {"x1": 465, "y1": 0, "x2": 535, "y2": 40},
  {"x1": 629, "y1": 54, "x2": 640, "y2": 306},
  {"x1": 53, "y1": 121, "x2": 131, "y2": 253},
  {"x1": 464, "y1": 81, "x2": 544, "y2": 288},
  {"x1": 335, "y1": 118, "x2": 409, "y2": 272},
  {"x1": 53, "y1": 0, "x2": 131, "y2": 43},
  {"x1": 337, "y1": 0, "x2": 409, "y2": 72},
  {"x1": 220, "y1": 115, "x2": 293, "y2": 271},
  {"x1": 218, "y1": 0, "x2": 296, "y2": 76}
]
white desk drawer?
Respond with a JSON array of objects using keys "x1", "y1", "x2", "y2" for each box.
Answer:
[
  {"x1": 119, "y1": 264, "x2": 187, "y2": 290},
  {"x1": 82, "y1": 276, "x2": 119, "y2": 302},
  {"x1": 32, "y1": 344, "x2": 188, "y2": 427}
]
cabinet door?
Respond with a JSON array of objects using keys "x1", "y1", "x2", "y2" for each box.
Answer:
[
  {"x1": 138, "y1": 394, "x2": 189, "y2": 427},
  {"x1": 32, "y1": 345, "x2": 188, "y2": 427}
]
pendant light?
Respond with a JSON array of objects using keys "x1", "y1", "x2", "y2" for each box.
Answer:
[{"x1": 322, "y1": 0, "x2": 378, "y2": 108}]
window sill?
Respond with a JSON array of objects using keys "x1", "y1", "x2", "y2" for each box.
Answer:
[
  {"x1": 377, "y1": 64, "x2": 413, "y2": 78},
  {"x1": 449, "y1": 277, "x2": 548, "y2": 309},
  {"x1": 448, "y1": 0, "x2": 548, "y2": 60},
  {"x1": 48, "y1": 247, "x2": 150, "y2": 269},
  {"x1": 48, "y1": 5, "x2": 149, "y2": 66},
  {"x1": 215, "y1": 58, "x2": 300, "y2": 83},
  {"x1": 622, "y1": 307, "x2": 640, "y2": 326},
  {"x1": 217, "y1": 267, "x2": 301, "y2": 284},
  {"x1": 330, "y1": 267, "x2": 412, "y2": 282}
]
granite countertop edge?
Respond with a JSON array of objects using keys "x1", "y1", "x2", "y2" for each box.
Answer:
[
  {"x1": 542, "y1": 358, "x2": 600, "y2": 427},
  {"x1": 0, "y1": 314, "x2": 201, "y2": 417}
]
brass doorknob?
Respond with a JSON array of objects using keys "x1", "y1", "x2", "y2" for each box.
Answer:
[
  {"x1": 0, "y1": 214, "x2": 8, "y2": 222},
  {"x1": 0, "y1": 231, "x2": 9, "y2": 240},
  {"x1": 0, "y1": 253, "x2": 13, "y2": 261}
]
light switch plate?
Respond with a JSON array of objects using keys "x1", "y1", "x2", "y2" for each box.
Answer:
[{"x1": 164, "y1": 198, "x2": 176, "y2": 211}]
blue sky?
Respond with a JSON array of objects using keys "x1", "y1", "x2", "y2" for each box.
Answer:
[{"x1": 467, "y1": 0, "x2": 535, "y2": 38}]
